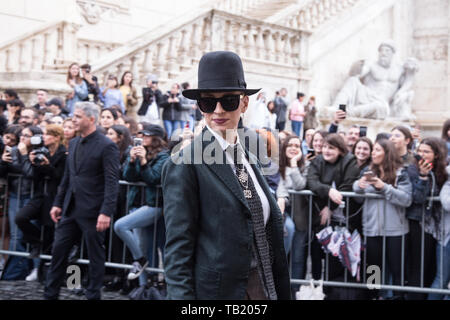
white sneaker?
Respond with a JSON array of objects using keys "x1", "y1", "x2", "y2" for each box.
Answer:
[{"x1": 26, "y1": 268, "x2": 38, "y2": 281}]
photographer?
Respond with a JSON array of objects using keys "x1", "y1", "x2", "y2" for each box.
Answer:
[
  {"x1": 14, "y1": 124, "x2": 67, "y2": 281},
  {"x1": 81, "y1": 64, "x2": 100, "y2": 103},
  {"x1": 137, "y1": 74, "x2": 163, "y2": 125},
  {"x1": 160, "y1": 83, "x2": 183, "y2": 139},
  {"x1": 0, "y1": 126, "x2": 42, "y2": 280}
]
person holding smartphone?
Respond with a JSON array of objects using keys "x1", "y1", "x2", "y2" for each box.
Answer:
[
  {"x1": 113, "y1": 123, "x2": 169, "y2": 285},
  {"x1": 353, "y1": 139, "x2": 412, "y2": 300},
  {"x1": 405, "y1": 137, "x2": 448, "y2": 299}
]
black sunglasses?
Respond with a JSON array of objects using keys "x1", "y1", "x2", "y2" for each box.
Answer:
[{"x1": 197, "y1": 94, "x2": 243, "y2": 113}]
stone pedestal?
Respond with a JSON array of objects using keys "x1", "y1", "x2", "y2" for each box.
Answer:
[
  {"x1": 0, "y1": 72, "x2": 72, "y2": 107},
  {"x1": 318, "y1": 116, "x2": 415, "y2": 142}
]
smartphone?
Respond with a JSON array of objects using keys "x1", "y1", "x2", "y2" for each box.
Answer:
[
  {"x1": 185, "y1": 122, "x2": 189, "y2": 129},
  {"x1": 307, "y1": 149, "x2": 315, "y2": 157},
  {"x1": 363, "y1": 170, "x2": 375, "y2": 180},
  {"x1": 133, "y1": 138, "x2": 143, "y2": 147},
  {"x1": 360, "y1": 126, "x2": 367, "y2": 137},
  {"x1": 45, "y1": 112, "x2": 53, "y2": 119},
  {"x1": 339, "y1": 104, "x2": 346, "y2": 113},
  {"x1": 414, "y1": 153, "x2": 422, "y2": 162},
  {"x1": 5, "y1": 146, "x2": 11, "y2": 153}
]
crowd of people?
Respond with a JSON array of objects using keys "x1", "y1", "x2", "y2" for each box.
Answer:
[{"x1": 0, "y1": 60, "x2": 449, "y2": 301}]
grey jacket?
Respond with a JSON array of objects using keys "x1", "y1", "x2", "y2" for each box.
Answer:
[
  {"x1": 276, "y1": 167, "x2": 307, "y2": 199},
  {"x1": 433, "y1": 165, "x2": 450, "y2": 246},
  {"x1": 353, "y1": 168, "x2": 412, "y2": 237},
  {"x1": 179, "y1": 95, "x2": 196, "y2": 122}
]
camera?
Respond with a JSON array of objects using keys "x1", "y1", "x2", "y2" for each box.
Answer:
[
  {"x1": 143, "y1": 87, "x2": 155, "y2": 104},
  {"x1": 339, "y1": 104, "x2": 346, "y2": 113},
  {"x1": 30, "y1": 135, "x2": 50, "y2": 165}
]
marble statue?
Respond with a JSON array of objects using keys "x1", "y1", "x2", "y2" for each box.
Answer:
[{"x1": 333, "y1": 40, "x2": 419, "y2": 120}]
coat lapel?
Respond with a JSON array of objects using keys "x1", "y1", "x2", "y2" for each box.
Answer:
[
  {"x1": 248, "y1": 151, "x2": 279, "y2": 218},
  {"x1": 200, "y1": 128, "x2": 250, "y2": 212}
]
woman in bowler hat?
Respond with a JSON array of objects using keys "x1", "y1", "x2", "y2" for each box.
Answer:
[{"x1": 161, "y1": 51, "x2": 291, "y2": 300}]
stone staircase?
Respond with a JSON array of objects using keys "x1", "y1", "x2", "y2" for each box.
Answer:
[{"x1": 0, "y1": 0, "x2": 383, "y2": 105}]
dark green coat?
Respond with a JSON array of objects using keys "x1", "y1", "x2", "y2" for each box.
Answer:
[{"x1": 161, "y1": 128, "x2": 291, "y2": 300}]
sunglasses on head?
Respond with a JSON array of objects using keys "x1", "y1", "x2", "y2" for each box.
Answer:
[{"x1": 197, "y1": 94, "x2": 243, "y2": 113}]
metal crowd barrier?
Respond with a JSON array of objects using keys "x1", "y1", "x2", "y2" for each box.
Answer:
[
  {"x1": 1, "y1": 173, "x2": 449, "y2": 298},
  {"x1": 0, "y1": 175, "x2": 165, "y2": 281},
  {"x1": 287, "y1": 189, "x2": 450, "y2": 297}
]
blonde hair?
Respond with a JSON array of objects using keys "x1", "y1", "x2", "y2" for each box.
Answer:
[{"x1": 45, "y1": 123, "x2": 65, "y2": 146}]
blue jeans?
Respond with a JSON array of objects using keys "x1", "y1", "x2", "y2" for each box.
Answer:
[
  {"x1": 163, "y1": 120, "x2": 185, "y2": 139},
  {"x1": 428, "y1": 242, "x2": 450, "y2": 300},
  {"x1": 2, "y1": 193, "x2": 31, "y2": 280},
  {"x1": 188, "y1": 115, "x2": 195, "y2": 132},
  {"x1": 283, "y1": 215, "x2": 295, "y2": 255},
  {"x1": 291, "y1": 121, "x2": 303, "y2": 137},
  {"x1": 114, "y1": 206, "x2": 164, "y2": 285}
]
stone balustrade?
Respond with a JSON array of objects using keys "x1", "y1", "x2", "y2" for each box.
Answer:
[
  {"x1": 0, "y1": 21, "x2": 81, "y2": 73},
  {"x1": 92, "y1": 8, "x2": 310, "y2": 87},
  {"x1": 281, "y1": 0, "x2": 360, "y2": 30},
  {"x1": 76, "y1": 39, "x2": 121, "y2": 65},
  {"x1": 214, "y1": 0, "x2": 270, "y2": 16}
]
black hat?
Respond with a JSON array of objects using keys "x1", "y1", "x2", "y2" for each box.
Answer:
[
  {"x1": 46, "y1": 97, "x2": 63, "y2": 108},
  {"x1": 139, "y1": 124, "x2": 166, "y2": 139},
  {"x1": 182, "y1": 51, "x2": 260, "y2": 100}
]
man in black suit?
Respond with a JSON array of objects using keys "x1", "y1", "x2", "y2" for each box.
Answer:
[{"x1": 44, "y1": 101, "x2": 120, "y2": 300}]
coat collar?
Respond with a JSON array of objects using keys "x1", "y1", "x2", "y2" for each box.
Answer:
[{"x1": 198, "y1": 127, "x2": 279, "y2": 217}]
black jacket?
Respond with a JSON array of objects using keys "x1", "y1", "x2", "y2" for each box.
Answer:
[
  {"x1": 26, "y1": 144, "x2": 67, "y2": 225},
  {"x1": 160, "y1": 92, "x2": 183, "y2": 121},
  {"x1": 0, "y1": 147, "x2": 34, "y2": 196},
  {"x1": 137, "y1": 87, "x2": 163, "y2": 116},
  {"x1": 307, "y1": 153, "x2": 361, "y2": 230},
  {"x1": 53, "y1": 130, "x2": 120, "y2": 218}
]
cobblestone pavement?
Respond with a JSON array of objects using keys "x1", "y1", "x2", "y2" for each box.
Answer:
[{"x1": 0, "y1": 280, "x2": 130, "y2": 300}]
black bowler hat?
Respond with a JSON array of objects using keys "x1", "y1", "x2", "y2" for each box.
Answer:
[{"x1": 182, "y1": 51, "x2": 261, "y2": 100}]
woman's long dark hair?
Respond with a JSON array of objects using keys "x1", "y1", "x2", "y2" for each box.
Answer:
[
  {"x1": 370, "y1": 139, "x2": 402, "y2": 185},
  {"x1": 110, "y1": 125, "x2": 132, "y2": 162},
  {"x1": 442, "y1": 119, "x2": 450, "y2": 141},
  {"x1": 146, "y1": 136, "x2": 168, "y2": 160},
  {"x1": 419, "y1": 137, "x2": 448, "y2": 188},
  {"x1": 120, "y1": 71, "x2": 134, "y2": 88},
  {"x1": 279, "y1": 135, "x2": 304, "y2": 180}
]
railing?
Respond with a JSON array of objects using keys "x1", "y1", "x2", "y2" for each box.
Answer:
[
  {"x1": 287, "y1": 190, "x2": 450, "y2": 298},
  {"x1": 214, "y1": 0, "x2": 271, "y2": 16},
  {"x1": 0, "y1": 176, "x2": 165, "y2": 284},
  {"x1": 76, "y1": 39, "x2": 121, "y2": 66},
  {"x1": 2, "y1": 174, "x2": 447, "y2": 298},
  {"x1": 0, "y1": 21, "x2": 81, "y2": 73},
  {"x1": 276, "y1": 0, "x2": 362, "y2": 31},
  {"x1": 90, "y1": 8, "x2": 310, "y2": 87}
]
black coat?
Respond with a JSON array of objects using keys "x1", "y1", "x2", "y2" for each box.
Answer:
[
  {"x1": 307, "y1": 153, "x2": 361, "y2": 231},
  {"x1": 26, "y1": 144, "x2": 67, "y2": 225},
  {"x1": 162, "y1": 128, "x2": 291, "y2": 300},
  {"x1": 137, "y1": 87, "x2": 163, "y2": 116},
  {"x1": 160, "y1": 93, "x2": 183, "y2": 121},
  {"x1": 53, "y1": 130, "x2": 120, "y2": 218}
]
